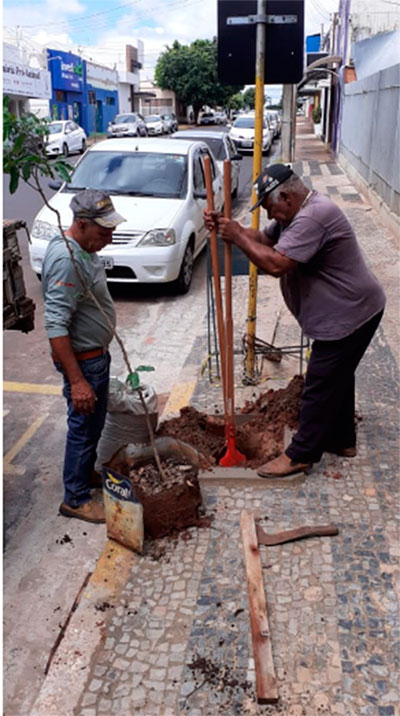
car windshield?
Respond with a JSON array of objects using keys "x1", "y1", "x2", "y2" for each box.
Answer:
[
  {"x1": 114, "y1": 115, "x2": 136, "y2": 124},
  {"x1": 65, "y1": 151, "x2": 188, "y2": 199},
  {"x1": 233, "y1": 118, "x2": 267, "y2": 129},
  {"x1": 176, "y1": 135, "x2": 226, "y2": 161},
  {"x1": 49, "y1": 123, "x2": 64, "y2": 134},
  {"x1": 145, "y1": 116, "x2": 161, "y2": 122}
]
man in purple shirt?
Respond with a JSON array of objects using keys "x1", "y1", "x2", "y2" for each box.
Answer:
[{"x1": 204, "y1": 164, "x2": 385, "y2": 478}]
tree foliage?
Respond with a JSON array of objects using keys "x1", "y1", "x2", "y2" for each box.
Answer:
[
  {"x1": 3, "y1": 95, "x2": 71, "y2": 194},
  {"x1": 227, "y1": 92, "x2": 244, "y2": 111},
  {"x1": 242, "y1": 87, "x2": 256, "y2": 110},
  {"x1": 155, "y1": 38, "x2": 243, "y2": 120}
]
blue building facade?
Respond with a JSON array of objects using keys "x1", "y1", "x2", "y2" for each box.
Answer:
[
  {"x1": 47, "y1": 48, "x2": 86, "y2": 127},
  {"x1": 85, "y1": 60, "x2": 119, "y2": 134},
  {"x1": 47, "y1": 49, "x2": 119, "y2": 134}
]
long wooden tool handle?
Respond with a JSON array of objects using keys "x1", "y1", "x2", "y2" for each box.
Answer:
[
  {"x1": 223, "y1": 160, "x2": 234, "y2": 425},
  {"x1": 256, "y1": 524, "x2": 339, "y2": 547},
  {"x1": 241, "y1": 511, "x2": 278, "y2": 704},
  {"x1": 204, "y1": 156, "x2": 226, "y2": 411}
]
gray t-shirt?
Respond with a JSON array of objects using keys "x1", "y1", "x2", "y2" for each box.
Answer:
[
  {"x1": 42, "y1": 235, "x2": 116, "y2": 352},
  {"x1": 265, "y1": 192, "x2": 386, "y2": 340}
]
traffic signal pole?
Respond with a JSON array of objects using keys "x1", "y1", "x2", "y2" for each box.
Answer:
[{"x1": 245, "y1": 0, "x2": 266, "y2": 383}]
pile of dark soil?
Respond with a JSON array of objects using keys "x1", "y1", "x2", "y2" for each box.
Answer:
[{"x1": 159, "y1": 375, "x2": 304, "y2": 468}]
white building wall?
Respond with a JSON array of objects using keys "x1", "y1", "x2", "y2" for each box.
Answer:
[
  {"x1": 118, "y1": 84, "x2": 132, "y2": 114},
  {"x1": 350, "y1": 0, "x2": 400, "y2": 42}
]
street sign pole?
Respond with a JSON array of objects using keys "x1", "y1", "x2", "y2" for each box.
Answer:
[{"x1": 245, "y1": 0, "x2": 266, "y2": 383}]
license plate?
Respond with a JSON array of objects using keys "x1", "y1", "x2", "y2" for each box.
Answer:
[
  {"x1": 241, "y1": 140, "x2": 252, "y2": 147},
  {"x1": 101, "y1": 257, "x2": 114, "y2": 269}
]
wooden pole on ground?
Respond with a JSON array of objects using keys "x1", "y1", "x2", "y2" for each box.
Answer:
[{"x1": 240, "y1": 510, "x2": 278, "y2": 704}]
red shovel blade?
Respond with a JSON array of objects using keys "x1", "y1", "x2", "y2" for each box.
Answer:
[{"x1": 219, "y1": 435, "x2": 246, "y2": 467}]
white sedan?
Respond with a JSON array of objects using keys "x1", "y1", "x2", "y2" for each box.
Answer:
[
  {"x1": 173, "y1": 129, "x2": 242, "y2": 198},
  {"x1": 29, "y1": 137, "x2": 223, "y2": 294},
  {"x1": 45, "y1": 120, "x2": 87, "y2": 157},
  {"x1": 229, "y1": 115, "x2": 272, "y2": 154}
]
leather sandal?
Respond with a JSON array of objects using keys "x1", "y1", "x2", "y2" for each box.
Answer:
[{"x1": 257, "y1": 453, "x2": 312, "y2": 479}]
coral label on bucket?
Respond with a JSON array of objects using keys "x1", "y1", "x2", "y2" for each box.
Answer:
[{"x1": 102, "y1": 467, "x2": 144, "y2": 553}]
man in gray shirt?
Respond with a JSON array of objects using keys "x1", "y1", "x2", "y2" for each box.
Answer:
[
  {"x1": 42, "y1": 189, "x2": 125, "y2": 522},
  {"x1": 204, "y1": 164, "x2": 385, "y2": 478}
]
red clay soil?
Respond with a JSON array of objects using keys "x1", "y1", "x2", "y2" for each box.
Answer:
[{"x1": 159, "y1": 375, "x2": 304, "y2": 469}]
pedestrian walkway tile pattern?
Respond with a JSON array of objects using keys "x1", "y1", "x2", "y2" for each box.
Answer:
[
  {"x1": 292, "y1": 161, "x2": 364, "y2": 206},
  {"x1": 76, "y1": 327, "x2": 399, "y2": 716}
]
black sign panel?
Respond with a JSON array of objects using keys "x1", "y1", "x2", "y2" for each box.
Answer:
[
  {"x1": 218, "y1": 0, "x2": 304, "y2": 84},
  {"x1": 306, "y1": 52, "x2": 329, "y2": 67}
]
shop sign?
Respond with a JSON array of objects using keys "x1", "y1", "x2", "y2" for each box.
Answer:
[
  {"x1": 3, "y1": 60, "x2": 51, "y2": 99},
  {"x1": 48, "y1": 49, "x2": 84, "y2": 92}
]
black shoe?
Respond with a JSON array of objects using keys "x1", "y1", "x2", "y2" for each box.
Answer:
[{"x1": 326, "y1": 446, "x2": 357, "y2": 458}]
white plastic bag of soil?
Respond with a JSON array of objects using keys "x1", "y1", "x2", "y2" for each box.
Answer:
[{"x1": 95, "y1": 378, "x2": 158, "y2": 471}]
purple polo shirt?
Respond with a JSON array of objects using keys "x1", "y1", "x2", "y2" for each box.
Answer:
[{"x1": 264, "y1": 192, "x2": 385, "y2": 340}]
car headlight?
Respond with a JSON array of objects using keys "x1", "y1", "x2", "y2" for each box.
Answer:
[
  {"x1": 138, "y1": 229, "x2": 177, "y2": 247},
  {"x1": 31, "y1": 220, "x2": 59, "y2": 241}
]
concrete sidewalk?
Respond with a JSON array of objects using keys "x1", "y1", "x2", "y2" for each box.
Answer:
[{"x1": 28, "y1": 120, "x2": 400, "y2": 716}]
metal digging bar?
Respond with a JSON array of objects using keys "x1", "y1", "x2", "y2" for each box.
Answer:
[{"x1": 206, "y1": 243, "x2": 221, "y2": 383}]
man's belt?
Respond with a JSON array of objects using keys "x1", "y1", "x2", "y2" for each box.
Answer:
[
  {"x1": 52, "y1": 347, "x2": 106, "y2": 363},
  {"x1": 74, "y1": 347, "x2": 107, "y2": 361}
]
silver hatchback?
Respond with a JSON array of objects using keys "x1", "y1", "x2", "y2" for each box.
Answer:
[{"x1": 107, "y1": 113, "x2": 148, "y2": 138}]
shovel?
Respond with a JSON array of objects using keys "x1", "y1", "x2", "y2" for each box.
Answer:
[
  {"x1": 219, "y1": 160, "x2": 245, "y2": 467},
  {"x1": 204, "y1": 155, "x2": 227, "y2": 416},
  {"x1": 204, "y1": 157, "x2": 245, "y2": 467}
]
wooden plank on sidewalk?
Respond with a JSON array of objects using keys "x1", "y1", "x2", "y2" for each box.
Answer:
[{"x1": 240, "y1": 510, "x2": 278, "y2": 704}]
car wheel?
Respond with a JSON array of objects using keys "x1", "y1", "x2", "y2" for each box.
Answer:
[
  {"x1": 174, "y1": 242, "x2": 194, "y2": 294},
  {"x1": 80, "y1": 139, "x2": 86, "y2": 154},
  {"x1": 62, "y1": 143, "x2": 69, "y2": 157}
]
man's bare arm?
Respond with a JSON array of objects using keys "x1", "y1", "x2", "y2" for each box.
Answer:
[
  {"x1": 50, "y1": 336, "x2": 96, "y2": 414},
  {"x1": 214, "y1": 217, "x2": 297, "y2": 277}
]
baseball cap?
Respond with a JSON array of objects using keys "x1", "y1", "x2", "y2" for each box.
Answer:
[
  {"x1": 250, "y1": 164, "x2": 294, "y2": 212},
  {"x1": 70, "y1": 189, "x2": 126, "y2": 228}
]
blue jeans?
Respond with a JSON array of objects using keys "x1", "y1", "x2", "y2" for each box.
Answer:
[{"x1": 55, "y1": 352, "x2": 110, "y2": 507}]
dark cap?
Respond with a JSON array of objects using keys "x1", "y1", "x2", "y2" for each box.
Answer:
[
  {"x1": 250, "y1": 164, "x2": 294, "y2": 212},
  {"x1": 70, "y1": 189, "x2": 126, "y2": 228}
]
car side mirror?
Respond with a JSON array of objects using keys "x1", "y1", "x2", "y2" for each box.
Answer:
[
  {"x1": 48, "y1": 180, "x2": 62, "y2": 190},
  {"x1": 194, "y1": 189, "x2": 207, "y2": 200}
]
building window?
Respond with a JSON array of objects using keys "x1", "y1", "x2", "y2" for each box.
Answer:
[
  {"x1": 88, "y1": 91, "x2": 96, "y2": 104},
  {"x1": 55, "y1": 90, "x2": 66, "y2": 102},
  {"x1": 106, "y1": 96, "x2": 115, "y2": 105}
]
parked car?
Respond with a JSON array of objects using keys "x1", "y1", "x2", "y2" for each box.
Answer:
[
  {"x1": 213, "y1": 111, "x2": 228, "y2": 125},
  {"x1": 45, "y1": 120, "x2": 87, "y2": 157},
  {"x1": 173, "y1": 129, "x2": 242, "y2": 197},
  {"x1": 161, "y1": 113, "x2": 178, "y2": 133},
  {"x1": 198, "y1": 111, "x2": 216, "y2": 126},
  {"x1": 144, "y1": 115, "x2": 167, "y2": 135},
  {"x1": 29, "y1": 138, "x2": 223, "y2": 294},
  {"x1": 229, "y1": 115, "x2": 273, "y2": 154},
  {"x1": 265, "y1": 110, "x2": 281, "y2": 138},
  {"x1": 107, "y1": 113, "x2": 147, "y2": 138}
]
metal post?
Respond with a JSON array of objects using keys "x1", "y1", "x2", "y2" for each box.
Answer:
[
  {"x1": 244, "y1": 0, "x2": 266, "y2": 383},
  {"x1": 281, "y1": 84, "x2": 294, "y2": 163}
]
